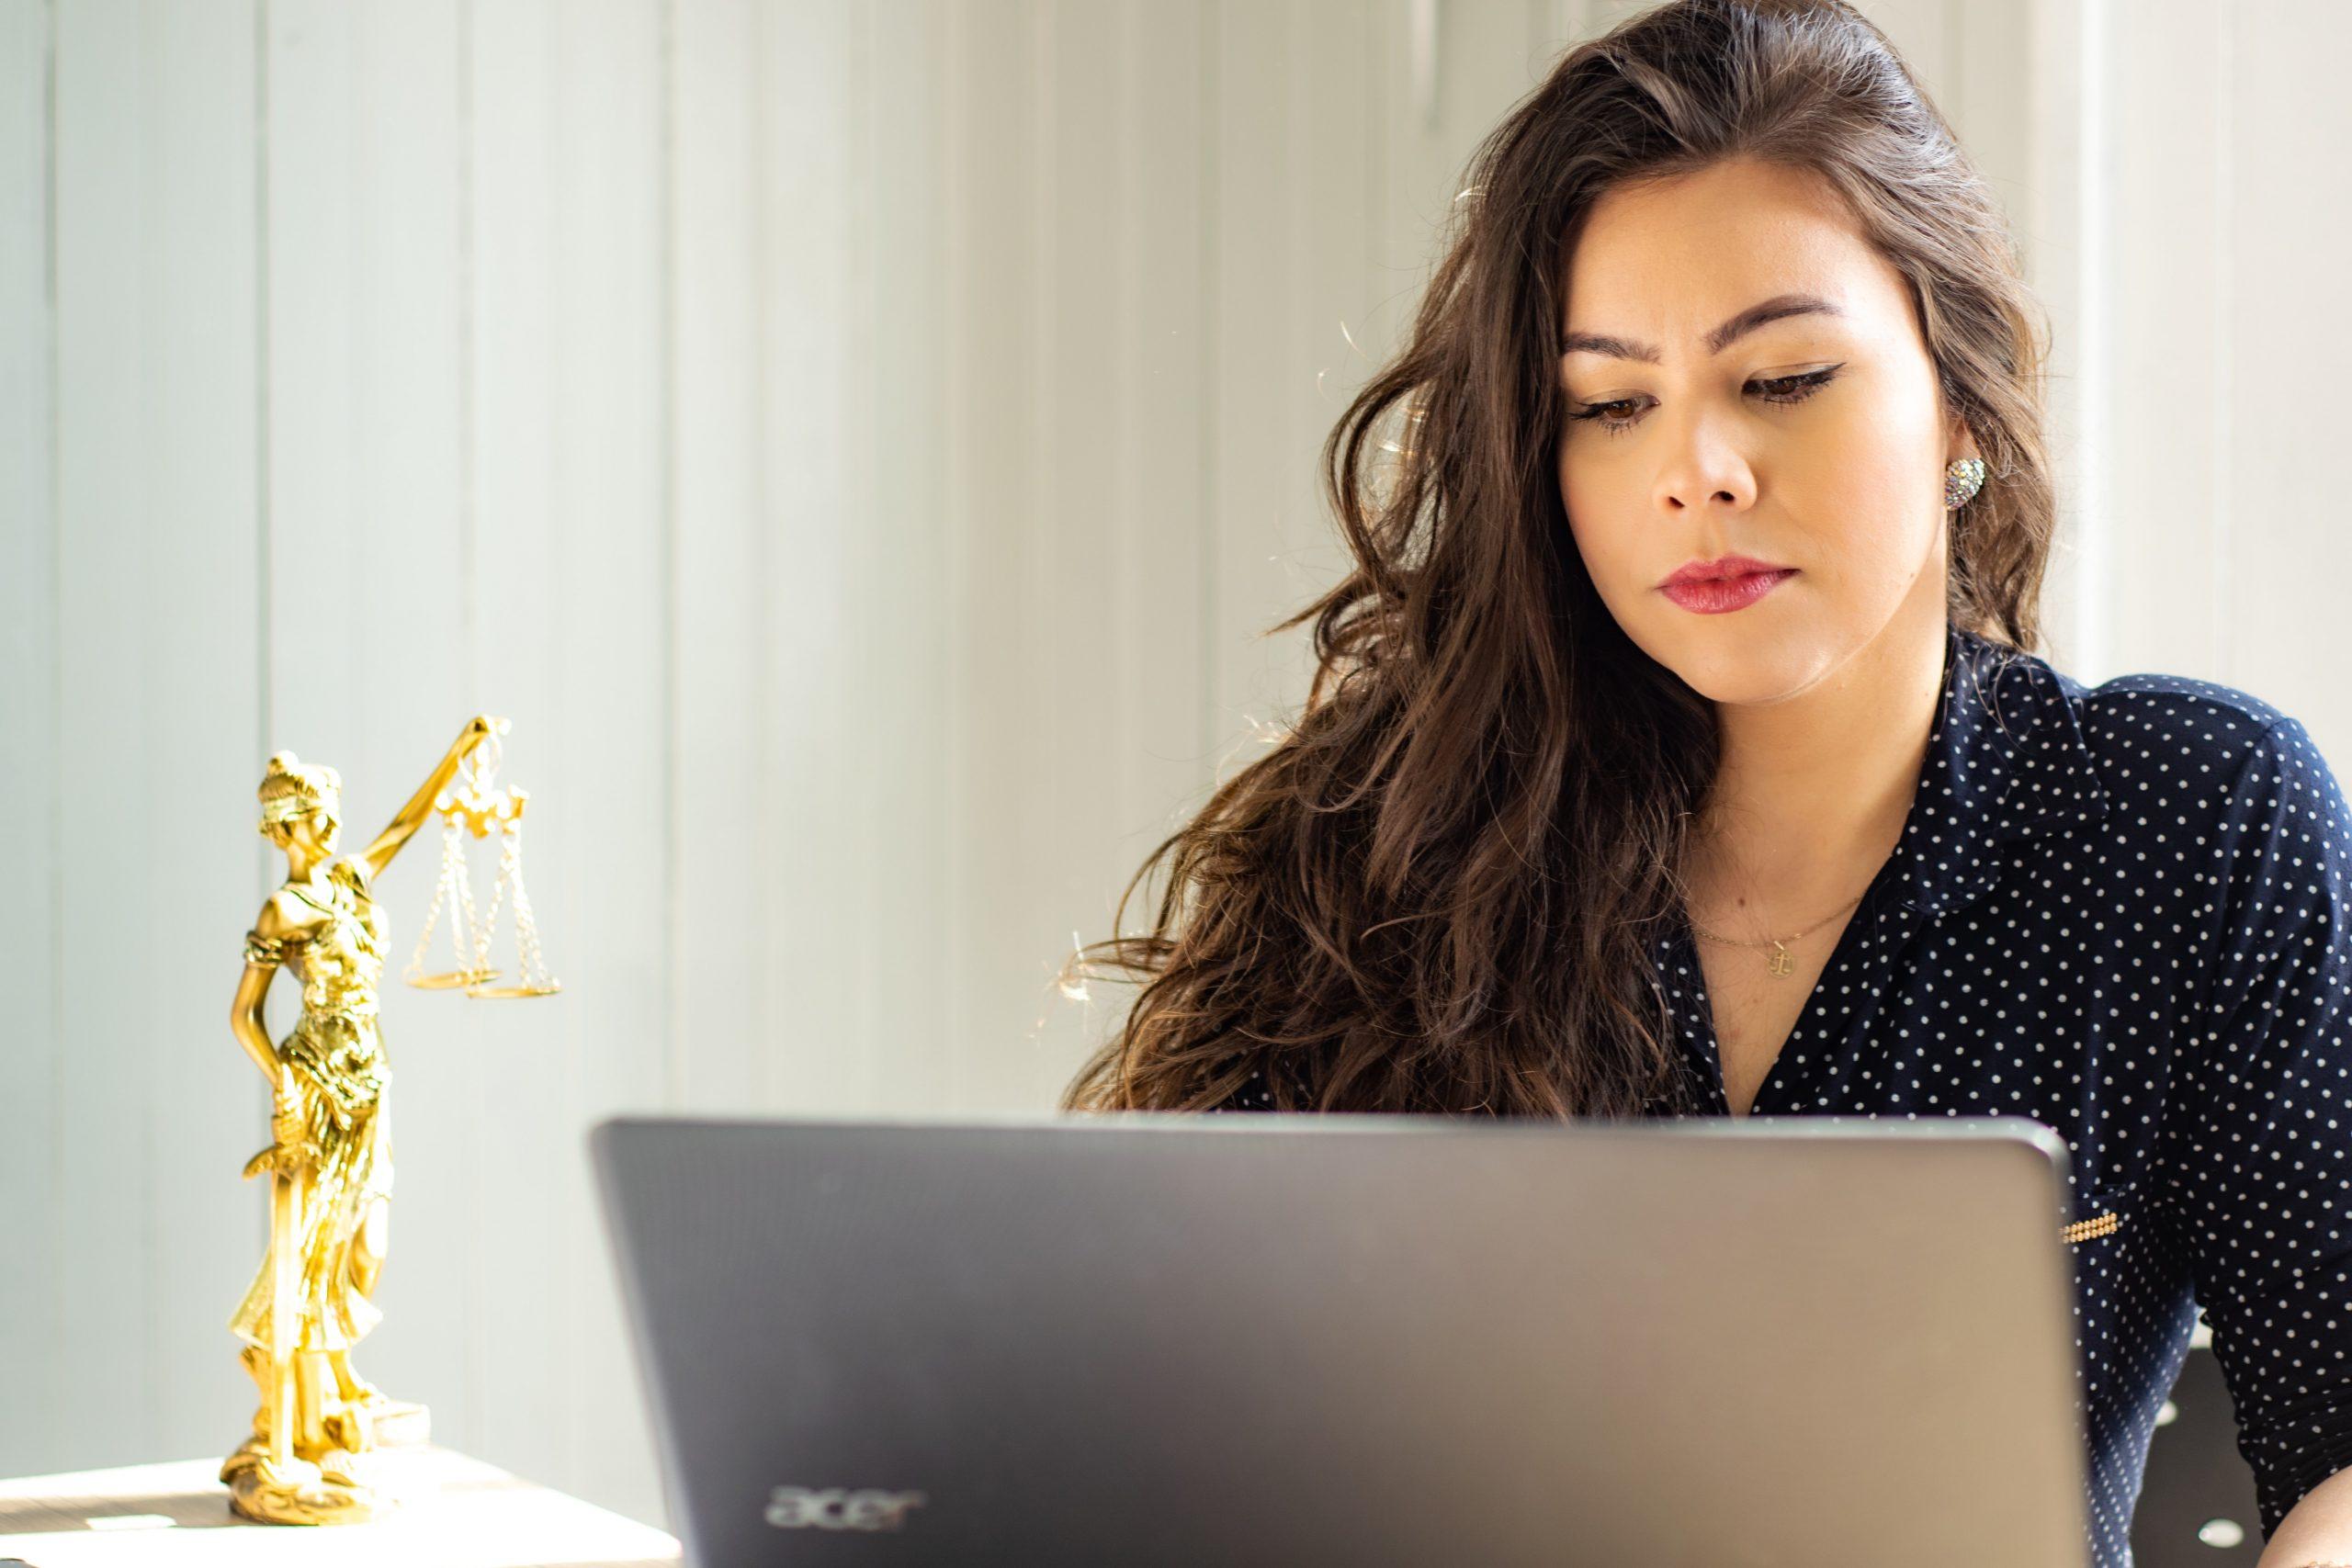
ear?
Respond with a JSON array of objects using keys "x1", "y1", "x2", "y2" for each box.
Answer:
[{"x1": 1946, "y1": 413, "x2": 1979, "y2": 466}]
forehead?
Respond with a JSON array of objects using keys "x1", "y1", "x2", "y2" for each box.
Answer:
[{"x1": 1560, "y1": 158, "x2": 1911, "y2": 348}]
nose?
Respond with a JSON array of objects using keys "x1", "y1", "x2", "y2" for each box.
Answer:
[{"x1": 1651, "y1": 404, "x2": 1757, "y2": 516}]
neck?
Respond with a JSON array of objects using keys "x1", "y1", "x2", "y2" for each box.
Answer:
[{"x1": 1687, "y1": 605, "x2": 1949, "y2": 921}]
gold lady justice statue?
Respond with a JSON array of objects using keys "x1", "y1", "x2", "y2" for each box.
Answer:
[{"x1": 220, "y1": 714, "x2": 559, "y2": 1524}]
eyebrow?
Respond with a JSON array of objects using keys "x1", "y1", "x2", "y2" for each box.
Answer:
[{"x1": 1558, "y1": 292, "x2": 1848, "y2": 365}]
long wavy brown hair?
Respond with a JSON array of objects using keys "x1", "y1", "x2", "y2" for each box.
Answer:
[{"x1": 1057, "y1": 0, "x2": 2056, "y2": 1119}]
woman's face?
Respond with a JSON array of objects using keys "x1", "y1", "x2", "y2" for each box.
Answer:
[
  {"x1": 286, "y1": 804, "x2": 341, "y2": 860},
  {"x1": 1555, "y1": 156, "x2": 1973, "y2": 705}
]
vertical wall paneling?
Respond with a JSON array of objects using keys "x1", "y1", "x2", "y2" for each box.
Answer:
[
  {"x1": 938, "y1": 1, "x2": 1045, "y2": 1111},
  {"x1": 1939, "y1": 0, "x2": 2038, "y2": 276},
  {"x1": 839, "y1": 0, "x2": 953, "y2": 1116},
  {"x1": 262, "y1": 0, "x2": 358, "y2": 779},
  {"x1": 669, "y1": 0, "x2": 761, "y2": 1119},
  {"x1": 2208, "y1": 0, "x2": 2233, "y2": 695},
  {"x1": 1283, "y1": 0, "x2": 1376, "y2": 695},
  {"x1": 1195, "y1": 0, "x2": 1221, "y2": 780},
  {"x1": 548, "y1": 0, "x2": 671, "y2": 1527},
  {"x1": 1207, "y1": 2, "x2": 1296, "y2": 755},
  {"x1": 133, "y1": 0, "x2": 269, "y2": 1461},
  {"x1": 465, "y1": 0, "x2": 570, "y2": 1493},
  {"x1": 2089, "y1": 0, "x2": 2228, "y2": 690},
  {"x1": 50, "y1": 0, "x2": 153, "y2": 1469},
  {"x1": 1101, "y1": 0, "x2": 1210, "y2": 1056},
  {"x1": 1579, "y1": 0, "x2": 1659, "y2": 35},
  {"x1": 2014, "y1": 0, "x2": 2094, "y2": 674},
  {"x1": 0, "y1": 0, "x2": 59, "y2": 1459},
  {"x1": 755, "y1": 0, "x2": 869, "y2": 1117},
  {"x1": 264, "y1": 0, "x2": 482, "y2": 1455},
  {"x1": 49, "y1": 0, "x2": 265, "y2": 1471},
  {"x1": 1877, "y1": 0, "x2": 1952, "y2": 114},
  {"x1": 1032, "y1": 0, "x2": 1130, "y2": 1106},
  {"x1": 2214, "y1": 2, "x2": 2351, "y2": 747}
]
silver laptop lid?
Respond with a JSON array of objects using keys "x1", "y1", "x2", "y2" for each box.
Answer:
[{"x1": 593, "y1": 1112, "x2": 2088, "y2": 1567}]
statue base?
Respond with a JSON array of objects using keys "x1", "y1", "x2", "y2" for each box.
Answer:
[
  {"x1": 220, "y1": 1345, "x2": 434, "y2": 1526},
  {"x1": 368, "y1": 1394, "x2": 432, "y2": 1448},
  {"x1": 220, "y1": 1441, "x2": 384, "y2": 1526}
]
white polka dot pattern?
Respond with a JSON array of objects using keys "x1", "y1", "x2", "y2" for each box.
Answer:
[{"x1": 1205, "y1": 619, "x2": 2352, "y2": 1565}]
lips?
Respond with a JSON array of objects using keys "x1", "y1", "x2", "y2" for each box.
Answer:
[
  {"x1": 1661, "y1": 553, "x2": 1792, "y2": 588},
  {"x1": 1659, "y1": 566, "x2": 1796, "y2": 615}
]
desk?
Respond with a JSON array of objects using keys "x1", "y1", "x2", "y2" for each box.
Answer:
[{"x1": 0, "y1": 1445, "x2": 681, "y2": 1567}]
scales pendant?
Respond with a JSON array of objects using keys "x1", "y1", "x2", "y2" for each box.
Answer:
[
  {"x1": 401, "y1": 723, "x2": 561, "y2": 999},
  {"x1": 1765, "y1": 940, "x2": 1794, "y2": 977}
]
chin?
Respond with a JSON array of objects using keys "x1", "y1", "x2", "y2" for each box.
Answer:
[{"x1": 1638, "y1": 623, "x2": 1831, "y2": 707}]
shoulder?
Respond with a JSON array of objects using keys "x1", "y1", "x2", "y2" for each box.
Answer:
[
  {"x1": 247, "y1": 888, "x2": 322, "y2": 966},
  {"x1": 255, "y1": 887, "x2": 322, "y2": 937},
  {"x1": 2062, "y1": 663, "x2": 2352, "y2": 923},
  {"x1": 2065, "y1": 661, "x2": 2331, "y2": 828},
  {"x1": 2075, "y1": 665, "x2": 2290, "y2": 773},
  {"x1": 328, "y1": 855, "x2": 375, "y2": 893}
]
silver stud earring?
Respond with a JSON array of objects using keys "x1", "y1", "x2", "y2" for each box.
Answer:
[{"x1": 1944, "y1": 456, "x2": 1986, "y2": 510}]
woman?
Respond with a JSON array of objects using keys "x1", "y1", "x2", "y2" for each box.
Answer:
[
  {"x1": 220, "y1": 716, "x2": 495, "y2": 1520},
  {"x1": 1057, "y1": 2, "x2": 2352, "y2": 1562}
]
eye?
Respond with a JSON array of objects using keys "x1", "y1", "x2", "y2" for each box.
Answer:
[{"x1": 1567, "y1": 365, "x2": 1844, "y2": 439}]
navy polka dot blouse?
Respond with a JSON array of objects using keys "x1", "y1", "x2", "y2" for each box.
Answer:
[{"x1": 1210, "y1": 617, "x2": 2352, "y2": 1564}]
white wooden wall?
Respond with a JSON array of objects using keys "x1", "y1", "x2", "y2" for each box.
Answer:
[
  {"x1": 2075, "y1": 1, "x2": 2352, "y2": 739},
  {"x1": 10, "y1": 0, "x2": 2335, "y2": 1536}
]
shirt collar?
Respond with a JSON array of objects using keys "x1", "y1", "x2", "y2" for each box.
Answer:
[{"x1": 1887, "y1": 619, "x2": 2110, "y2": 917}]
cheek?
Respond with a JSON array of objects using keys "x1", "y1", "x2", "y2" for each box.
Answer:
[
  {"x1": 1557, "y1": 445, "x2": 1611, "y2": 560},
  {"x1": 1558, "y1": 450, "x2": 1650, "y2": 598},
  {"x1": 1817, "y1": 375, "x2": 1946, "y2": 539},
  {"x1": 1796, "y1": 439, "x2": 1940, "y2": 586}
]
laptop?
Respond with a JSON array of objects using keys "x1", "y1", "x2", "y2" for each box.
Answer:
[{"x1": 591, "y1": 1111, "x2": 2091, "y2": 1566}]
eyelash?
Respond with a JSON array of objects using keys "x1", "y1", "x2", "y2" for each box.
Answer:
[{"x1": 1568, "y1": 366, "x2": 1844, "y2": 438}]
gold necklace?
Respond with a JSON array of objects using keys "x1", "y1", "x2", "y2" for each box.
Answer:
[{"x1": 1686, "y1": 887, "x2": 1869, "y2": 978}]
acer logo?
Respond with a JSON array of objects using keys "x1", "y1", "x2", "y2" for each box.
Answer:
[{"x1": 765, "y1": 1484, "x2": 929, "y2": 1532}]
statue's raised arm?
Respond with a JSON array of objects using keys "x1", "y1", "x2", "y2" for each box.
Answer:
[{"x1": 356, "y1": 716, "x2": 502, "y2": 883}]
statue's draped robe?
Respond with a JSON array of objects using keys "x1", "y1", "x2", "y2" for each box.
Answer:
[{"x1": 232, "y1": 856, "x2": 395, "y2": 1353}]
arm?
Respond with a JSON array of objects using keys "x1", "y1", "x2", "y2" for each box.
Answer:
[
  {"x1": 356, "y1": 714, "x2": 500, "y2": 880},
  {"x1": 229, "y1": 896, "x2": 332, "y2": 1176},
  {"x1": 2260, "y1": 1464, "x2": 2352, "y2": 1566},
  {"x1": 2161, "y1": 716, "x2": 2352, "y2": 1552},
  {"x1": 229, "y1": 896, "x2": 297, "y2": 1083},
  {"x1": 229, "y1": 964, "x2": 278, "y2": 1082}
]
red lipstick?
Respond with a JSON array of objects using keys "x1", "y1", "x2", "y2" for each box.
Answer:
[{"x1": 1658, "y1": 554, "x2": 1797, "y2": 615}]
